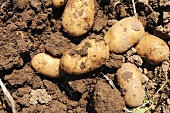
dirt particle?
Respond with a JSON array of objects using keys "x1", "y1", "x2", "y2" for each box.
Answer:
[
  {"x1": 93, "y1": 81, "x2": 125, "y2": 113},
  {"x1": 69, "y1": 42, "x2": 91, "y2": 57},
  {"x1": 121, "y1": 72, "x2": 133, "y2": 82},
  {"x1": 131, "y1": 22, "x2": 141, "y2": 31},
  {"x1": 80, "y1": 62, "x2": 86, "y2": 69},
  {"x1": 30, "y1": 75, "x2": 43, "y2": 89}
]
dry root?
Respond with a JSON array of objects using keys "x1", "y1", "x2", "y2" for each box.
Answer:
[{"x1": 0, "y1": 79, "x2": 17, "y2": 113}]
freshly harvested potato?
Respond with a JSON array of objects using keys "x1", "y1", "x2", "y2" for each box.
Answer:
[
  {"x1": 62, "y1": 0, "x2": 94, "y2": 37},
  {"x1": 60, "y1": 35, "x2": 109, "y2": 75},
  {"x1": 104, "y1": 17, "x2": 145, "y2": 53},
  {"x1": 52, "y1": 0, "x2": 67, "y2": 8},
  {"x1": 31, "y1": 53, "x2": 61, "y2": 78},
  {"x1": 116, "y1": 63, "x2": 145, "y2": 107},
  {"x1": 135, "y1": 33, "x2": 169, "y2": 65}
]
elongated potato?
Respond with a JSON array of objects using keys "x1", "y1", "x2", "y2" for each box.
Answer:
[
  {"x1": 60, "y1": 35, "x2": 109, "y2": 75},
  {"x1": 104, "y1": 17, "x2": 145, "y2": 53},
  {"x1": 135, "y1": 33, "x2": 169, "y2": 65},
  {"x1": 116, "y1": 63, "x2": 145, "y2": 107},
  {"x1": 52, "y1": 0, "x2": 67, "y2": 8},
  {"x1": 31, "y1": 53, "x2": 61, "y2": 78},
  {"x1": 62, "y1": 0, "x2": 94, "y2": 37}
]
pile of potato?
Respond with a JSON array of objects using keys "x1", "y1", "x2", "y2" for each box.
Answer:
[{"x1": 31, "y1": 0, "x2": 170, "y2": 108}]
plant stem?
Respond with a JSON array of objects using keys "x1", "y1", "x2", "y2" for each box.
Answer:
[{"x1": 0, "y1": 79, "x2": 17, "y2": 113}]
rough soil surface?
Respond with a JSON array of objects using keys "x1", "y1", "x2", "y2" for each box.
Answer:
[{"x1": 0, "y1": 0, "x2": 170, "y2": 113}]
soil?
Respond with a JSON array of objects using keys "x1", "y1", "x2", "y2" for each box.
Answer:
[{"x1": 0, "y1": 0, "x2": 170, "y2": 113}]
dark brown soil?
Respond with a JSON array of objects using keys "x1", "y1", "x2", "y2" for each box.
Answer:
[{"x1": 0, "y1": 0, "x2": 170, "y2": 113}]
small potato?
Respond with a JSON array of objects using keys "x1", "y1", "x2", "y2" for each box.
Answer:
[
  {"x1": 62, "y1": 0, "x2": 94, "y2": 37},
  {"x1": 60, "y1": 35, "x2": 109, "y2": 75},
  {"x1": 116, "y1": 63, "x2": 145, "y2": 107},
  {"x1": 52, "y1": 0, "x2": 67, "y2": 8},
  {"x1": 31, "y1": 53, "x2": 61, "y2": 78},
  {"x1": 104, "y1": 17, "x2": 145, "y2": 53},
  {"x1": 135, "y1": 33, "x2": 169, "y2": 65}
]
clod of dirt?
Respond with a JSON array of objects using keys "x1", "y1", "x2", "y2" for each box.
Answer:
[
  {"x1": 68, "y1": 80, "x2": 87, "y2": 94},
  {"x1": 68, "y1": 77, "x2": 96, "y2": 94},
  {"x1": 4, "y1": 69, "x2": 33, "y2": 86},
  {"x1": 45, "y1": 33, "x2": 76, "y2": 57},
  {"x1": 17, "y1": 94, "x2": 30, "y2": 107},
  {"x1": 146, "y1": 12, "x2": 160, "y2": 33},
  {"x1": 0, "y1": 42, "x2": 23, "y2": 70},
  {"x1": 127, "y1": 55, "x2": 143, "y2": 66},
  {"x1": 31, "y1": 13, "x2": 48, "y2": 30},
  {"x1": 93, "y1": 81, "x2": 125, "y2": 113},
  {"x1": 115, "y1": 4, "x2": 127, "y2": 18},
  {"x1": 0, "y1": 30, "x2": 32, "y2": 70},
  {"x1": 43, "y1": 101, "x2": 67, "y2": 112},
  {"x1": 15, "y1": 87, "x2": 31, "y2": 97},
  {"x1": 29, "y1": 0, "x2": 42, "y2": 12},
  {"x1": 105, "y1": 52, "x2": 125, "y2": 68},
  {"x1": 43, "y1": 79, "x2": 59, "y2": 92},
  {"x1": 21, "y1": 104, "x2": 43, "y2": 113},
  {"x1": 13, "y1": 0, "x2": 29, "y2": 11},
  {"x1": 93, "y1": 10, "x2": 108, "y2": 32},
  {"x1": 154, "y1": 23, "x2": 170, "y2": 40},
  {"x1": 30, "y1": 75, "x2": 43, "y2": 89},
  {"x1": 29, "y1": 89, "x2": 52, "y2": 105},
  {"x1": 18, "y1": 9, "x2": 35, "y2": 22}
]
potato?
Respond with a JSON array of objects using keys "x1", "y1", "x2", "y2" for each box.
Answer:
[
  {"x1": 104, "y1": 17, "x2": 145, "y2": 53},
  {"x1": 135, "y1": 33, "x2": 169, "y2": 65},
  {"x1": 62, "y1": 0, "x2": 94, "y2": 37},
  {"x1": 60, "y1": 35, "x2": 109, "y2": 75},
  {"x1": 52, "y1": 0, "x2": 67, "y2": 8},
  {"x1": 116, "y1": 63, "x2": 145, "y2": 107},
  {"x1": 31, "y1": 53, "x2": 61, "y2": 78}
]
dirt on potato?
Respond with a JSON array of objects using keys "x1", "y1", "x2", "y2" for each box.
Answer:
[{"x1": 0, "y1": 0, "x2": 169, "y2": 113}]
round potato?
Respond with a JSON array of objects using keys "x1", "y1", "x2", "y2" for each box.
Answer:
[
  {"x1": 135, "y1": 33, "x2": 169, "y2": 65},
  {"x1": 60, "y1": 35, "x2": 109, "y2": 75},
  {"x1": 52, "y1": 0, "x2": 67, "y2": 8},
  {"x1": 31, "y1": 53, "x2": 61, "y2": 78},
  {"x1": 62, "y1": 0, "x2": 94, "y2": 37},
  {"x1": 104, "y1": 17, "x2": 145, "y2": 53},
  {"x1": 116, "y1": 63, "x2": 145, "y2": 107}
]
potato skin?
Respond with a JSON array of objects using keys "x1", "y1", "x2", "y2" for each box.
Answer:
[
  {"x1": 135, "y1": 33, "x2": 169, "y2": 65},
  {"x1": 60, "y1": 36, "x2": 109, "y2": 75},
  {"x1": 52, "y1": 0, "x2": 67, "y2": 8},
  {"x1": 104, "y1": 17, "x2": 145, "y2": 53},
  {"x1": 62, "y1": 0, "x2": 94, "y2": 37},
  {"x1": 116, "y1": 63, "x2": 145, "y2": 107},
  {"x1": 31, "y1": 53, "x2": 61, "y2": 78}
]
